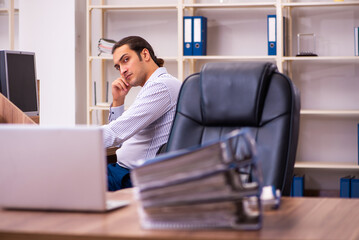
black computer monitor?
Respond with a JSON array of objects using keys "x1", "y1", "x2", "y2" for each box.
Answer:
[{"x1": 0, "y1": 50, "x2": 39, "y2": 116}]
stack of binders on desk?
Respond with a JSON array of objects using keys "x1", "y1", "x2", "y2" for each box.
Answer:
[{"x1": 131, "y1": 129, "x2": 262, "y2": 230}]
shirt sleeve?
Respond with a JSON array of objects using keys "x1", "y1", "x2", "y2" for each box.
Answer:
[
  {"x1": 102, "y1": 81, "x2": 172, "y2": 148},
  {"x1": 108, "y1": 105, "x2": 124, "y2": 122}
]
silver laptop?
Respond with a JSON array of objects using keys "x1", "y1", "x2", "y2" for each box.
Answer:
[{"x1": 0, "y1": 124, "x2": 129, "y2": 212}]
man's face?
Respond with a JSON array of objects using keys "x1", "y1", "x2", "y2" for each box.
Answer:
[{"x1": 113, "y1": 44, "x2": 147, "y2": 87}]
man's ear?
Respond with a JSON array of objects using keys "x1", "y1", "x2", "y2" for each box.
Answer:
[{"x1": 141, "y1": 48, "x2": 151, "y2": 62}]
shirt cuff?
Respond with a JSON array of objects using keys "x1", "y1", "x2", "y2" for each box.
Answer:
[{"x1": 108, "y1": 105, "x2": 124, "y2": 122}]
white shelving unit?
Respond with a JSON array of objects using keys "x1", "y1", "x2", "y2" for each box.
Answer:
[
  {"x1": 282, "y1": 1, "x2": 359, "y2": 170},
  {"x1": 86, "y1": 0, "x2": 359, "y2": 193},
  {"x1": 0, "y1": 0, "x2": 17, "y2": 50},
  {"x1": 284, "y1": 1, "x2": 359, "y2": 195}
]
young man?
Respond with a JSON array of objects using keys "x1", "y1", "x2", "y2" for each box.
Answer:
[{"x1": 102, "y1": 36, "x2": 182, "y2": 191}]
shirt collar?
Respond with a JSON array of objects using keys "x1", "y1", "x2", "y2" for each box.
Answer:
[{"x1": 146, "y1": 67, "x2": 168, "y2": 84}]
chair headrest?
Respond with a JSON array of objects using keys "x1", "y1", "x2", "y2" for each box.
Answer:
[{"x1": 200, "y1": 62, "x2": 277, "y2": 126}]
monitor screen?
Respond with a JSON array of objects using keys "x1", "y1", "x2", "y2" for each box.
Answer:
[{"x1": 0, "y1": 51, "x2": 39, "y2": 116}]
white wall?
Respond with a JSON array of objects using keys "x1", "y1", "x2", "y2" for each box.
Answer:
[
  {"x1": 75, "y1": 0, "x2": 87, "y2": 124},
  {"x1": 19, "y1": 0, "x2": 86, "y2": 125}
]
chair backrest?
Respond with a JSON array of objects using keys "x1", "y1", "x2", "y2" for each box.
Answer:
[{"x1": 164, "y1": 62, "x2": 300, "y2": 196}]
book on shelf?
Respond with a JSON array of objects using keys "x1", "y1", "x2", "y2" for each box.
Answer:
[
  {"x1": 98, "y1": 38, "x2": 116, "y2": 56},
  {"x1": 131, "y1": 128, "x2": 264, "y2": 230}
]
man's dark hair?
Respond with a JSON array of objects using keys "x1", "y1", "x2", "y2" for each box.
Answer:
[{"x1": 112, "y1": 36, "x2": 164, "y2": 67}]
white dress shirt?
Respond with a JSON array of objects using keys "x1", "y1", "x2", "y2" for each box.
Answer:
[{"x1": 102, "y1": 67, "x2": 181, "y2": 169}]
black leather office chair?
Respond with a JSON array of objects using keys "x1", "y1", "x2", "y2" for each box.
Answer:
[{"x1": 163, "y1": 62, "x2": 300, "y2": 196}]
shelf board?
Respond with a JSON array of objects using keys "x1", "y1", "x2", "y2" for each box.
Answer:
[
  {"x1": 301, "y1": 109, "x2": 359, "y2": 117},
  {"x1": 183, "y1": 55, "x2": 276, "y2": 61},
  {"x1": 0, "y1": 8, "x2": 19, "y2": 13},
  {"x1": 283, "y1": 1, "x2": 359, "y2": 7},
  {"x1": 284, "y1": 56, "x2": 359, "y2": 61},
  {"x1": 89, "y1": 104, "x2": 110, "y2": 111},
  {"x1": 295, "y1": 161, "x2": 359, "y2": 170},
  {"x1": 183, "y1": 2, "x2": 276, "y2": 9},
  {"x1": 89, "y1": 56, "x2": 358, "y2": 62},
  {"x1": 89, "y1": 55, "x2": 113, "y2": 60},
  {"x1": 89, "y1": 4, "x2": 177, "y2": 10},
  {"x1": 89, "y1": 56, "x2": 178, "y2": 61}
]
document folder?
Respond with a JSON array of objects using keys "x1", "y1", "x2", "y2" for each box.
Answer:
[
  {"x1": 351, "y1": 177, "x2": 359, "y2": 198},
  {"x1": 355, "y1": 27, "x2": 359, "y2": 56},
  {"x1": 290, "y1": 175, "x2": 304, "y2": 197},
  {"x1": 193, "y1": 16, "x2": 207, "y2": 56},
  {"x1": 340, "y1": 176, "x2": 353, "y2": 198},
  {"x1": 183, "y1": 16, "x2": 193, "y2": 56},
  {"x1": 267, "y1": 15, "x2": 277, "y2": 56}
]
